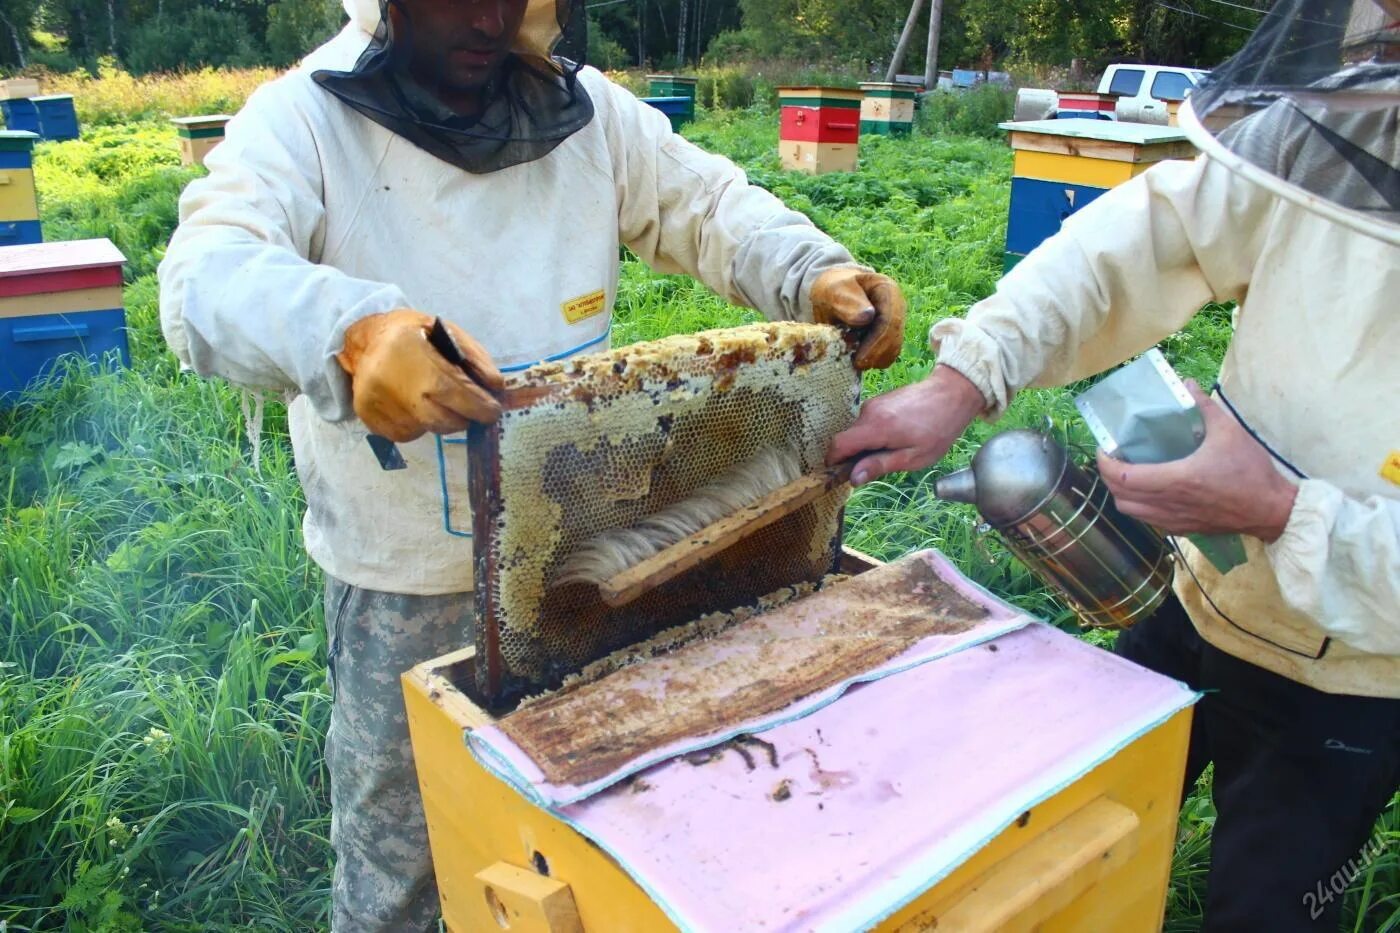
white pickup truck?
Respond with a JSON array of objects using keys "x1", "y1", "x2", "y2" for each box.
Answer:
[
  {"x1": 1014, "y1": 64, "x2": 1211, "y2": 123},
  {"x1": 1098, "y1": 64, "x2": 1209, "y2": 105}
]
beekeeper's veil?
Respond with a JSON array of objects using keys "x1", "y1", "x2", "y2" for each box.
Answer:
[
  {"x1": 1182, "y1": 0, "x2": 1399, "y2": 243},
  {"x1": 313, "y1": 0, "x2": 594, "y2": 174}
]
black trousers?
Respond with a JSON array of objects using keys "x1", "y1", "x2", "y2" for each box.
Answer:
[{"x1": 1114, "y1": 597, "x2": 1400, "y2": 932}]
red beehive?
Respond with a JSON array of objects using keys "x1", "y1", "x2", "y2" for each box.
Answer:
[{"x1": 776, "y1": 86, "x2": 863, "y2": 174}]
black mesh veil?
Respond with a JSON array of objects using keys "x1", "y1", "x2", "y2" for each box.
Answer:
[
  {"x1": 1182, "y1": 0, "x2": 1399, "y2": 240},
  {"x1": 312, "y1": 0, "x2": 594, "y2": 174}
]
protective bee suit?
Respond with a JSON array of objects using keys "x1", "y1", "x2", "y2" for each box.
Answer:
[
  {"x1": 933, "y1": 2, "x2": 1400, "y2": 699},
  {"x1": 157, "y1": 0, "x2": 903, "y2": 926},
  {"x1": 926, "y1": 1, "x2": 1398, "y2": 926},
  {"x1": 160, "y1": 2, "x2": 879, "y2": 598}
]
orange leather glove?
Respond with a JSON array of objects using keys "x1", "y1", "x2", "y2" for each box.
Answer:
[
  {"x1": 809, "y1": 267, "x2": 907, "y2": 370},
  {"x1": 337, "y1": 309, "x2": 504, "y2": 442}
]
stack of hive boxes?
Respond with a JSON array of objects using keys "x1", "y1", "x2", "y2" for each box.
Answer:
[
  {"x1": 777, "y1": 86, "x2": 862, "y2": 174},
  {"x1": 0, "y1": 130, "x2": 42, "y2": 247},
  {"x1": 1055, "y1": 91, "x2": 1118, "y2": 121},
  {"x1": 0, "y1": 238, "x2": 128, "y2": 400},
  {"x1": 0, "y1": 78, "x2": 79, "y2": 142},
  {"x1": 1000, "y1": 118, "x2": 1197, "y2": 274},
  {"x1": 642, "y1": 74, "x2": 697, "y2": 132},
  {"x1": 171, "y1": 115, "x2": 233, "y2": 167},
  {"x1": 858, "y1": 82, "x2": 916, "y2": 136}
]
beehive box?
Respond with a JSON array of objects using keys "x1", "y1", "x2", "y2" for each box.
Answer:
[
  {"x1": 858, "y1": 82, "x2": 917, "y2": 136},
  {"x1": 998, "y1": 119, "x2": 1196, "y2": 272},
  {"x1": 171, "y1": 115, "x2": 233, "y2": 166},
  {"x1": 639, "y1": 96, "x2": 693, "y2": 132},
  {"x1": 777, "y1": 86, "x2": 862, "y2": 174},
  {"x1": 1, "y1": 94, "x2": 79, "y2": 141},
  {"x1": 645, "y1": 74, "x2": 697, "y2": 101},
  {"x1": 404, "y1": 547, "x2": 1195, "y2": 933},
  {"x1": 1057, "y1": 91, "x2": 1118, "y2": 116},
  {"x1": 0, "y1": 238, "x2": 128, "y2": 400},
  {"x1": 0, "y1": 131, "x2": 41, "y2": 246},
  {"x1": 0, "y1": 78, "x2": 41, "y2": 101}
]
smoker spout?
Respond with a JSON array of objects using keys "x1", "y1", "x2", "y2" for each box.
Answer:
[{"x1": 934, "y1": 468, "x2": 977, "y2": 505}]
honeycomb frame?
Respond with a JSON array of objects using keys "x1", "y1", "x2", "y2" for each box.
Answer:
[{"x1": 467, "y1": 322, "x2": 861, "y2": 707}]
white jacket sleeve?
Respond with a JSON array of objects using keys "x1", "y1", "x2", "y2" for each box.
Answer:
[
  {"x1": 1267, "y1": 482, "x2": 1400, "y2": 653},
  {"x1": 158, "y1": 80, "x2": 409, "y2": 421},
  {"x1": 598, "y1": 78, "x2": 860, "y2": 322},
  {"x1": 931, "y1": 155, "x2": 1274, "y2": 415}
]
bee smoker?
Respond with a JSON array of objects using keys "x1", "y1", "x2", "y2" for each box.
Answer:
[{"x1": 936, "y1": 430, "x2": 1173, "y2": 628}]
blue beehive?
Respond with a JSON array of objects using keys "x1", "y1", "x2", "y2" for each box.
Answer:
[
  {"x1": 640, "y1": 96, "x2": 693, "y2": 132},
  {"x1": 0, "y1": 238, "x2": 128, "y2": 401},
  {"x1": 1003, "y1": 178, "x2": 1110, "y2": 255},
  {"x1": 1, "y1": 94, "x2": 79, "y2": 141}
]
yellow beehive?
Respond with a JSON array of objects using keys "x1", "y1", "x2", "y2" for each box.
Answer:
[{"x1": 405, "y1": 548, "x2": 1193, "y2": 933}]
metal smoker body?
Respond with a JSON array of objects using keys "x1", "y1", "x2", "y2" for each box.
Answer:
[{"x1": 937, "y1": 430, "x2": 1173, "y2": 628}]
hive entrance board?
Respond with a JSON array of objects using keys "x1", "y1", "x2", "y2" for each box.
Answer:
[{"x1": 467, "y1": 323, "x2": 860, "y2": 708}]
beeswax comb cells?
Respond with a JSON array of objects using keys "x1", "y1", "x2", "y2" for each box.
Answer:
[{"x1": 467, "y1": 322, "x2": 860, "y2": 706}]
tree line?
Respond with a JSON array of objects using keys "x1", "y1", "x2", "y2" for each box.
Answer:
[{"x1": 0, "y1": 0, "x2": 1257, "y2": 76}]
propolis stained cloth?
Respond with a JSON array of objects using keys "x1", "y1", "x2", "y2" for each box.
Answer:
[{"x1": 468, "y1": 549, "x2": 1033, "y2": 805}]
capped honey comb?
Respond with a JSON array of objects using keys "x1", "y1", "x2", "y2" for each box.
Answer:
[{"x1": 467, "y1": 322, "x2": 860, "y2": 707}]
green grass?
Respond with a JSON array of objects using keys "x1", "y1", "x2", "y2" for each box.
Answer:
[{"x1": 1, "y1": 103, "x2": 1396, "y2": 931}]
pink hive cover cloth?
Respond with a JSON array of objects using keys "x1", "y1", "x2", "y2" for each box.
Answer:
[{"x1": 465, "y1": 553, "x2": 1199, "y2": 931}]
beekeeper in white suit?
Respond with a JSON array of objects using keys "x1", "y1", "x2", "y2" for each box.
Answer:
[
  {"x1": 158, "y1": 0, "x2": 906, "y2": 926},
  {"x1": 832, "y1": 1, "x2": 1398, "y2": 928}
]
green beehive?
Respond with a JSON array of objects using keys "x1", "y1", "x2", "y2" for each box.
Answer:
[{"x1": 647, "y1": 74, "x2": 698, "y2": 100}]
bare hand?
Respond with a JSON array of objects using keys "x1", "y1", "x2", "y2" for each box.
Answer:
[
  {"x1": 827, "y1": 365, "x2": 987, "y2": 485},
  {"x1": 1098, "y1": 381, "x2": 1298, "y2": 542}
]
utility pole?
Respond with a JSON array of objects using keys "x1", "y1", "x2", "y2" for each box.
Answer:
[
  {"x1": 924, "y1": 0, "x2": 944, "y2": 89},
  {"x1": 885, "y1": 0, "x2": 927, "y2": 82}
]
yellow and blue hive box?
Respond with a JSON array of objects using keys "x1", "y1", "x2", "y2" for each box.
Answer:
[
  {"x1": 171, "y1": 115, "x2": 234, "y2": 167},
  {"x1": 0, "y1": 130, "x2": 41, "y2": 246},
  {"x1": 0, "y1": 238, "x2": 128, "y2": 400},
  {"x1": 999, "y1": 119, "x2": 1196, "y2": 274},
  {"x1": 859, "y1": 82, "x2": 917, "y2": 136}
]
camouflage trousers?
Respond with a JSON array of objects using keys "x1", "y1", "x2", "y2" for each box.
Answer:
[{"x1": 324, "y1": 576, "x2": 475, "y2": 933}]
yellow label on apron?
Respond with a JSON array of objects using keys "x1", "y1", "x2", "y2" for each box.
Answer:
[
  {"x1": 1381, "y1": 451, "x2": 1400, "y2": 487},
  {"x1": 562, "y1": 289, "x2": 607, "y2": 325}
]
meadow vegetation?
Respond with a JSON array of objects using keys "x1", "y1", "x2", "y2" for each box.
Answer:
[{"x1": 0, "y1": 69, "x2": 1395, "y2": 931}]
